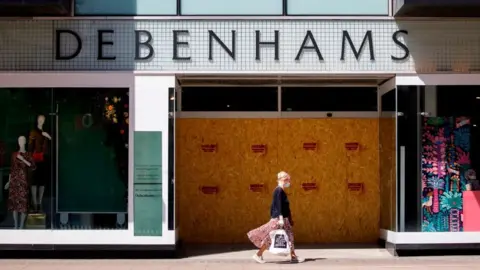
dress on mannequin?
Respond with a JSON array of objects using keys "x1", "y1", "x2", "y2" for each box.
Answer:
[
  {"x1": 28, "y1": 119, "x2": 50, "y2": 212},
  {"x1": 28, "y1": 127, "x2": 48, "y2": 164},
  {"x1": 8, "y1": 151, "x2": 35, "y2": 228}
]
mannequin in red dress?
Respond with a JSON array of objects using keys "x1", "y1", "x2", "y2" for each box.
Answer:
[
  {"x1": 4, "y1": 136, "x2": 35, "y2": 229},
  {"x1": 29, "y1": 115, "x2": 51, "y2": 212}
]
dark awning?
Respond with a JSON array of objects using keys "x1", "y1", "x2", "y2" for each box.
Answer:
[
  {"x1": 0, "y1": 0, "x2": 71, "y2": 16},
  {"x1": 394, "y1": 0, "x2": 480, "y2": 17}
]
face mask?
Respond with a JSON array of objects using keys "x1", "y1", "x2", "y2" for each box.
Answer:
[{"x1": 284, "y1": 182, "x2": 291, "y2": 188}]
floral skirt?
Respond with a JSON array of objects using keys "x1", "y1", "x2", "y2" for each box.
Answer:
[{"x1": 247, "y1": 218, "x2": 294, "y2": 250}]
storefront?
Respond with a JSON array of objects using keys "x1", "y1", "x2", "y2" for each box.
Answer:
[
  {"x1": 0, "y1": 73, "x2": 176, "y2": 252},
  {"x1": 380, "y1": 74, "x2": 480, "y2": 255},
  {"x1": 0, "y1": 18, "x2": 479, "y2": 255}
]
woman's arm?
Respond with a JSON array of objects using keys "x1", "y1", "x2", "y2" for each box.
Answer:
[{"x1": 273, "y1": 188, "x2": 284, "y2": 225}]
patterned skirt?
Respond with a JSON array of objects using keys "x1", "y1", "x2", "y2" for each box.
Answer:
[{"x1": 247, "y1": 218, "x2": 295, "y2": 250}]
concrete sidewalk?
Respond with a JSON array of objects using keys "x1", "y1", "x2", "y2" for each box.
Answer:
[
  {"x1": 4, "y1": 248, "x2": 480, "y2": 270},
  {"x1": 4, "y1": 257, "x2": 480, "y2": 270}
]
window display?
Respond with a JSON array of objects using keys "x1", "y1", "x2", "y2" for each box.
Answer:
[
  {"x1": 421, "y1": 117, "x2": 471, "y2": 232},
  {"x1": 395, "y1": 86, "x2": 480, "y2": 233},
  {"x1": 0, "y1": 88, "x2": 129, "y2": 230}
]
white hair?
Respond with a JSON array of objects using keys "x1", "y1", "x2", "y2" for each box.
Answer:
[{"x1": 277, "y1": 171, "x2": 290, "y2": 181}]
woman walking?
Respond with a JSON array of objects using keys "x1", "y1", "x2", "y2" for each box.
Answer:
[{"x1": 247, "y1": 171, "x2": 305, "y2": 264}]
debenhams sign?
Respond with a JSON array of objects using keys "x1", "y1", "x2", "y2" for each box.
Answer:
[{"x1": 55, "y1": 29, "x2": 410, "y2": 62}]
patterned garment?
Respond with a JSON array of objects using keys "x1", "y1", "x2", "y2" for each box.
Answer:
[
  {"x1": 247, "y1": 218, "x2": 295, "y2": 250},
  {"x1": 8, "y1": 152, "x2": 36, "y2": 213},
  {"x1": 422, "y1": 117, "x2": 470, "y2": 232}
]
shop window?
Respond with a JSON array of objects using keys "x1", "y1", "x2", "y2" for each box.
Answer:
[
  {"x1": 0, "y1": 88, "x2": 129, "y2": 230},
  {"x1": 286, "y1": 0, "x2": 388, "y2": 15},
  {"x1": 180, "y1": 0, "x2": 282, "y2": 15},
  {"x1": 418, "y1": 86, "x2": 480, "y2": 233},
  {"x1": 281, "y1": 87, "x2": 377, "y2": 112},
  {"x1": 181, "y1": 87, "x2": 278, "y2": 112},
  {"x1": 75, "y1": 0, "x2": 177, "y2": 15}
]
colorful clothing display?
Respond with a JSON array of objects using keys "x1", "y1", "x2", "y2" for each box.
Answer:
[
  {"x1": 422, "y1": 117, "x2": 471, "y2": 232},
  {"x1": 8, "y1": 151, "x2": 35, "y2": 213}
]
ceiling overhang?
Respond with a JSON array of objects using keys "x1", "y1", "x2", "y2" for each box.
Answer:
[
  {"x1": 177, "y1": 75, "x2": 393, "y2": 87},
  {"x1": 394, "y1": 0, "x2": 480, "y2": 17},
  {"x1": 0, "y1": 0, "x2": 71, "y2": 16}
]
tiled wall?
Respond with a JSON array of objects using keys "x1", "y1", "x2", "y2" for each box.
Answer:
[{"x1": 1, "y1": 20, "x2": 480, "y2": 73}]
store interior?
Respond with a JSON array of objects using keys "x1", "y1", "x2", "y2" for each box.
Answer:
[{"x1": 0, "y1": 88, "x2": 129, "y2": 230}]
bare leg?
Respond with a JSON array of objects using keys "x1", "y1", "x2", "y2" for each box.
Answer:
[
  {"x1": 12, "y1": 211, "x2": 18, "y2": 229},
  {"x1": 257, "y1": 244, "x2": 268, "y2": 257},
  {"x1": 38, "y1": 186, "x2": 45, "y2": 211},
  {"x1": 253, "y1": 244, "x2": 268, "y2": 263},
  {"x1": 31, "y1": 186, "x2": 38, "y2": 211},
  {"x1": 291, "y1": 249, "x2": 297, "y2": 258},
  {"x1": 290, "y1": 247, "x2": 304, "y2": 262},
  {"x1": 19, "y1": 213, "x2": 27, "y2": 229}
]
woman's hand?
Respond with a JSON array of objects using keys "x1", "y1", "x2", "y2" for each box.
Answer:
[{"x1": 278, "y1": 218, "x2": 285, "y2": 228}]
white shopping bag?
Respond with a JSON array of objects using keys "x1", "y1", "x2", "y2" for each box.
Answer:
[{"x1": 268, "y1": 229, "x2": 291, "y2": 256}]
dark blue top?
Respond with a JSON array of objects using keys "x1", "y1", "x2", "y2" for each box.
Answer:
[{"x1": 270, "y1": 186, "x2": 291, "y2": 219}]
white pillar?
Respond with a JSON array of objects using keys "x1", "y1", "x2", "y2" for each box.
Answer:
[{"x1": 131, "y1": 75, "x2": 175, "y2": 241}]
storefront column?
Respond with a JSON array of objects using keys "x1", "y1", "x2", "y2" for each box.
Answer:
[
  {"x1": 424, "y1": 86, "x2": 437, "y2": 117},
  {"x1": 132, "y1": 75, "x2": 175, "y2": 239}
]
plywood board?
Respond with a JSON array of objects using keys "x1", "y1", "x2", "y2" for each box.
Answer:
[{"x1": 176, "y1": 118, "x2": 380, "y2": 244}]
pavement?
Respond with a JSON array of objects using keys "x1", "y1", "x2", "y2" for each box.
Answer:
[{"x1": 4, "y1": 247, "x2": 480, "y2": 269}]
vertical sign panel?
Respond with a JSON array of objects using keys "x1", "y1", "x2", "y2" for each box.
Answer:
[{"x1": 134, "y1": 131, "x2": 162, "y2": 236}]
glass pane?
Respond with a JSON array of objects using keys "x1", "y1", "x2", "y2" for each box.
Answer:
[
  {"x1": 281, "y1": 87, "x2": 377, "y2": 111},
  {"x1": 75, "y1": 0, "x2": 177, "y2": 15},
  {"x1": 0, "y1": 88, "x2": 54, "y2": 230},
  {"x1": 55, "y1": 88, "x2": 129, "y2": 230},
  {"x1": 396, "y1": 86, "x2": 423, "y2": 232},
  {"x1": 421, "y1": 86, "x2": 478, "y2": 232},
  {"x1": 181, "y1": 87, "x2": 278, "y2": 111},
  {"x1": 287, "y1": 0, "x2": 388, "y2": 15},
  {"x1": 180, "y1": 0, "x2": 282, "y2": 15},
  {"x1": 379, "y1": 89, "x2": 397, "y2": 231}
]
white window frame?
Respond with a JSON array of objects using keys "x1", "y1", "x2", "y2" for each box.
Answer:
[{"x1": 0, "y1": 72, "x2": 175, "y2": 246}]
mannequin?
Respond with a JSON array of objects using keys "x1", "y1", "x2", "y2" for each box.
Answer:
[
  {"x1": 4, "y1": 136, "x2": 36, "y2": 229},
  {"x1": 28, "y1": 115, "x2": 51, "y2": 212},
  {"x1": 466, "y1": 169, "x2": 479, "y2": 191}
]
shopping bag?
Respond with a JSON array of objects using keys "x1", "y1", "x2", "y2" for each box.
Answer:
[{"x1": 268, "y1": 229, "x2": 291, "y2": 256}]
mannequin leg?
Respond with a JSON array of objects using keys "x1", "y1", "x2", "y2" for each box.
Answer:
[
  {"x1": 19, "y1": 213, "x2": 27, "y2": 229},
  {"x1": 38, "y1": 186, "x2": 45, "y2": 212},
  {"x1": 31, "y1": 185, "x2": 38, "y2": 211},
  {"x1": 12, "y1": 211, "x2": 18, "y2": 229}
]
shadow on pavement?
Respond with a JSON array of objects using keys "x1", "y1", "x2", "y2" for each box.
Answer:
[{"x1": 271, "y1": 258, "x2": 325, "y2": 264}]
